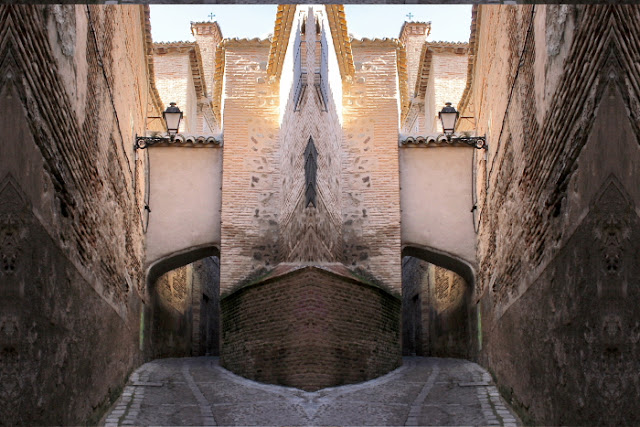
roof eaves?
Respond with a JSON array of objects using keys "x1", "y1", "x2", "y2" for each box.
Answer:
[
  {"x1": 142, "y1": 5, "x2": 165, "y2": 120},
  {"x1": 211, "y1": 42, "x2": 225, "y2": 126},
  {"x1": 456, "y1": 5, "x2": 480, "y2": 130},
  {"x1": 326, "y1": 5, "x2": 355, "y2": 80},
  {"x1": 267, "y1": 5, "x2": 297, "y2": 79},
  {"x1": 397, "y1": 43, "x2": 411, "y2": 126}
]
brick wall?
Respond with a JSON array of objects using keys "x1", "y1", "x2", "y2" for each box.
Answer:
[
  {"x1": 463, "y1": 5, "x2": 640, "y2": 424},
  {"x1": 153, "y1": 51, "x2": 198, "y2": 133},
  {"x1": 401, "y1": 257, "x2": 426, "y2": 355},
  {"x1": 399, "y1": 22, "x2": 430, "y2": 98},
  {"x1": 147, "y1": 263, "x2": 194, "y2": 359},
  {"x1": 191, "y1": 22, "x2": 222, "y2": 99},
  {"x1": 430, "y1": 52, "x2": 468, "y2": 133},
  {"x1": 279, "y1": 9, "x2": 343, "y2": 263},
  {"x1": 220, "y1": 265, "x2": 401, "y2": 391},
  {"x1": 193, "y1": 256, "x2": 220, "y2": 356},
  {"x1": 342, "y1": 41, "x2": 402, "y2": 293},
  {"x1": 219, "y1": 40, "x2": 281, "y2": 293},
  {"x1": 0, "y1": 5, "x2": 155, "y2": 424}
]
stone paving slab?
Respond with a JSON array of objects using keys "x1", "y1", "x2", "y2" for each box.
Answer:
[{"x1": 101, "y1": 356, "x2": 522, "y2": 426}]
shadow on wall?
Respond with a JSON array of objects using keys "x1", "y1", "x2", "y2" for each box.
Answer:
[
  {"x1": 144, "y1": 256, "x2": 220, "y2": 359},
  {"x1": 402, "y1": 255, "x2": 477, "y2": 360}
]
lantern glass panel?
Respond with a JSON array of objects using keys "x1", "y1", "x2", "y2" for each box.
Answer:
[
  {"x1": 163, "y1": 102, "x2": 183, "y2": 136},
  {"x1": 164, "y1": 112, "x2": 182, "y2": 135}
]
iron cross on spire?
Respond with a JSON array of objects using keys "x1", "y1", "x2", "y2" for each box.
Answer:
[
  {"x1": 406, "y1": 12, "x2": 414, "y2": 20},
  {"x1": 208, "y1": 13, "x2": 216, "y2": 21}
]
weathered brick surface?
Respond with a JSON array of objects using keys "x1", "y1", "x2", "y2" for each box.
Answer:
[
  {"x1": 219, "y1": 40, "x2": 281, "y2": 294},
  {"x1": 220, "y1": 265, "x2": 401, "y2": 391},
  {"x1": 191, "y1": 22, "x2": 222, "y2": 99},
  {"x1": 0, "y1": 5, "x2": 158, "y2": 424},
  {"x1": 220, "y1": 11, "x2": 404, "y2": 294},
  {"x1": 462, "y1": 5, "x2": 640, "y2": 425},
  {"x1": 193, "y1": 256, "x2": 220, "y2": 356},
  {"x1": 147, "y1": 263, "x2": 193, "y2": 359},
  {"x1": 341, "y1": 42, "x2": 402, "y2": 293},
  {"x1": 399, "y1": 22, "x2": 430, "y2": 99},
  {"x1": 429, "y1": 52, "x2": 468, "y2": 132},
  {"x1": 153, "y1": 51, "x2": 198, "y2": 133}
]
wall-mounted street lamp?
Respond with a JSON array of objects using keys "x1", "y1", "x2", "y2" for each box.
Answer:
[
  {"x1": 438, "y1": 102, "x2": 487, "y2": 150},
  {"x1": 135, "y1": 102, "x2": 183, "y2": 149}
]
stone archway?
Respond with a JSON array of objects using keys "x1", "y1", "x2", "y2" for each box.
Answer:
[
  {"x1": 143, "y1": 245, "x2": 220, "y2": 359},
  {"x1": 401, "y1": 245, "x2": 478, "y2": 360}
]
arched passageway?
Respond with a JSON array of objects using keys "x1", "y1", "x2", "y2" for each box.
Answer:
[
  {"x1": 401, "y1": 245, "x2": 478, "y2": 360},
  {"x1": 143, "y1": 246, "x2": 221, "y2": 360}
]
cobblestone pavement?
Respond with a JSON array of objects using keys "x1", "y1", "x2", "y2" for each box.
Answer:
[{"x1": 102, "y1": 357, "x2": 520, "y2": 426}]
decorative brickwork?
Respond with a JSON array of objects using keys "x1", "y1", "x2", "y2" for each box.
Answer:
[
  {"x1": 342, "y1": 42, "x2": 402, "y2": 293},
  {"x1": 279, "y1": 10, "x2": 343, "y2": 264}
]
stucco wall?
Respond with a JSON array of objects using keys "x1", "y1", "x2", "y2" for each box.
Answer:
[
  {"x1": 145, "y1": 145, "x2": 222, "y2": 270},
  {"x1": 400, "y1": 145, "x2": 476, "y2": 266}
]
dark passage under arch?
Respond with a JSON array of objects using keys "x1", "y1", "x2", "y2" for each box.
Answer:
[{"x1": 401, "y1": 245, "x2": 478, "y2": 360}]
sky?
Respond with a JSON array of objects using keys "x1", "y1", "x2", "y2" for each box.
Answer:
[{"x1": 149, "y1": 5, "x2": 472, "y2": 44}]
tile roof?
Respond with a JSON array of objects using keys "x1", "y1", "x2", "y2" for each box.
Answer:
[
  {"x1": 399, "y1": 133, "x2": 476, "y2": 147},
  {"x1": 145, "y1": 134, "x2": 223, "y2": 147}
]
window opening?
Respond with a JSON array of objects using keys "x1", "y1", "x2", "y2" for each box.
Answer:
[{"x1": 304, "y1": 137, "x2": 318, "y2": 208}]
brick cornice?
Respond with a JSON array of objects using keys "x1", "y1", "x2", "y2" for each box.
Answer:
[
  {"x1": 211, "y1": 43, "x2": 224, "y2": 126},
  {"x1": 142, "y1": 5, "x2": 164, "y2": 120},
  {"x1": 190, "y1": 21, "x2": 222, "y2": 40},
  {"x1": 456, "y1": 5, "x2": 480, "y2": 129},
  {"x1": 326, "y1": 5, "x2": 355, "y2": 80},
  {"x1": 267, "y1": 4, "x2": 296, "y2": 80}
]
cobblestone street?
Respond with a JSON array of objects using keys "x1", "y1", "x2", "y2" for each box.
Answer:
[{"x1": 102, "y1": 357, "x2": 520, "y2": 426}]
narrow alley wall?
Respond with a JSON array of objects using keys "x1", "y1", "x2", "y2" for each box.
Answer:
[
  {"x1": 0, "y1": 5, "x2": 161, "y2": 425},
  {"x1": 462, "y1": 5, "x2": 640, "y2": 425}
]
